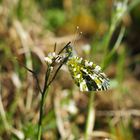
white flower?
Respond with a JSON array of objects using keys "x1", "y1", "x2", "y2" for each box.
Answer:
[{"x1": 44, "y1": 56, "x2": 53, "y2": 64}]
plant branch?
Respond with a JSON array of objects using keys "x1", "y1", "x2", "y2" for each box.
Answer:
[
  {"x1": 58, "y1": 42, "x2": 71, "y2": 55},
  {"x1": 19, "y1": 63, "x2": 43, "y2": 94},
  {"x1": 37, "y1": 42, "x2": 71, "y2": 140},
  {"x1": 47, "y1": 54, "x2": 70, "y2": 87}
]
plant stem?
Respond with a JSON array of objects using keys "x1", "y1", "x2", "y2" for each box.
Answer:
[
  {"x1": 37, "y1": 42, "x2": 72, "y2": 140},
  {"x1": 37, "y1": 66, "x2": 51, "y2": 140},
  {"x1": 102, "y1": 26, "x2": 125, "y2": 70},
  {"x1": 37, "y1": 87, "x2": 50, "y2": 140},
  {"x1": 85, "y1": 93, "x2": 95, "y2": 140},
  {"x1": 37, "y1": 61, "x2": 65, "y2": 139},
  {"x1": 37, "y1": 92, "x2": 46, "y2": 140}
]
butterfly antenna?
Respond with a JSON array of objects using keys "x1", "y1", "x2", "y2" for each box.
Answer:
[
  {"x1": 72, "y1": 26, "x2": 79, "y2": 47},
  {"x1": 71, "y1": 26, "x2": 83, "y2": 55}
]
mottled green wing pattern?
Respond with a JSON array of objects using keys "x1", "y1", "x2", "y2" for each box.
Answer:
[{"x1": 67, "y1": 56, "x2": 109, "y2": 91}]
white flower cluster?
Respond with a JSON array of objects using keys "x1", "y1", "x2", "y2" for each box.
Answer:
[{"x1": 44, "y1": 52, "x2": 65, "y2": 65}]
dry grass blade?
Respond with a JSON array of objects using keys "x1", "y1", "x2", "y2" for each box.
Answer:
[
  {"x1": 90, "y1": 130, "x2": 115, "y2": 139},
  {"x1": 14, "y1": 20, "x2": 34, "y2": 111},
  {"x1": 54, "y1": 93, "x2": 68, "y2": 139},
  {"x1": 97, "y1": 109, "x2": 140, "y2": 117}
]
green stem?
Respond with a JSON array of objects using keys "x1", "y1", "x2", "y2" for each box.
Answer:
[
  {"x1": 102, "y1": 26, "x2": 125, "y2": 70},
  {"x1": 37, "y1": 84, "x2": 50, "y2": 140},
  {"x1": 85, "y1": 93, "x2": 95, "y2": 140},
  {"x1": 37, "y1": 43, "x2": 71, "y2": 140},
  {"x1": 37, "y1": 91, "x2": 46, "y2": 140},
  {"x1": 37, "y1": 66, "x2": 51, "y2": 140},
  {"x1": 37, "y1": 94, "x2": 44, "y2": 140}
]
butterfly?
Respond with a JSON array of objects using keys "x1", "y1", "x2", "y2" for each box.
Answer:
[{"x1": 45, "y1": 42, "x2": 109, "y2": 92}]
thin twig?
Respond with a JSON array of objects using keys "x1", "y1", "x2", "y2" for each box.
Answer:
[
  {"x1": 47, "y1": 55, "x2": 70, "y2": 87},
  {"x1": 58, "y1": 42, "x2": 71, "y2": 55},
  {"x1": 18, "y1": 62, "x2": 43, "y2": 94},
  {"x1": 54, "y1": 42, "x2": 57, "y2": 52},
  {"x1": 47, "y1": 42, "x2": 72, "y2": 87}
]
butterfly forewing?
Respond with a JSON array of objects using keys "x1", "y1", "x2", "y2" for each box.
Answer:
[{"x1": 67, "y1": 56, "x2": 109, "y2": 91}]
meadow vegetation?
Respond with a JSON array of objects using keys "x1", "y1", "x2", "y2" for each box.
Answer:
[{"x1": 0, "y1": 0, "x2": 140, "y2": 140}]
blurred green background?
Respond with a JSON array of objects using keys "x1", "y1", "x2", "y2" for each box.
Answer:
[{"x1": 0, "y1": 0, "x2": 140, "y2": 140}]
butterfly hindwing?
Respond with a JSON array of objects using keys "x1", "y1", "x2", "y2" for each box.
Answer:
[{"x1": 67, "y1": 56, "x2": 109, "y2": 91}]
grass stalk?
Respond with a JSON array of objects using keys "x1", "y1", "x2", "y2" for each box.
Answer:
[
  {"x1": 14, "y1": 21, "x2": 34, "y2": 111},
  {"x1": 0, "y1": 90, "x2": 10, "y2": 131},
  {"x1": 84, "y1": 93, "x2": 95, "y2": 140},
  {"x1": 0, "y1": 67, "x2": 10, "y2": 131},
  {"x1": 102, "y1": 26, "x2": 125, "y2": 70},
  {"x1": 84, "y1": 2, "x2": 127, "y2": 139}
]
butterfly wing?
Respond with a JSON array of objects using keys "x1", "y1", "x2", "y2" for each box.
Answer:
[{"x1": 67, "y1": 56, "x2": 109, "y2": 91}]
